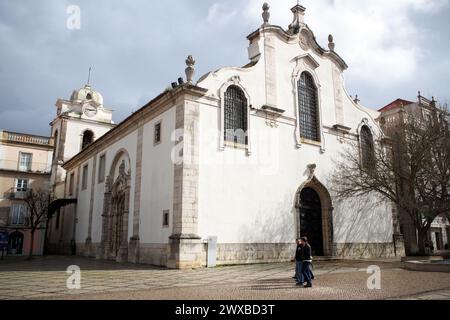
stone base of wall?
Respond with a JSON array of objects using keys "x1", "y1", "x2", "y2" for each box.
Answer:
[
  {"x1": 167, "y1": 236, "x2": 203, "y2": 269},
  {"x1": 138, "y1": 243, "x2": 168, "y2": 266},
  {"x1": 57, "y1": 241, "x2": 403, "y2": 268},
  {"x1": 333, "y1": 242, "x2": 400, "y2": 259},
  {"x1": 212, "y1": 243, "x2": 297, "y2": 266}
]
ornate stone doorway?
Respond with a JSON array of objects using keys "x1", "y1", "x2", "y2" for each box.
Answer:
[
  {"x1": 100, "y1": 157, "x2": 131, "y2": 262},
  {"x1": 299, "y1": 187, "x2": 324, "y2": 256},
  {"x1": 296, "y1": 175, "x2": 334, "y2": 257},
  {"x1": 109, "y1": 192, "x2": 125, "y2": 258}
]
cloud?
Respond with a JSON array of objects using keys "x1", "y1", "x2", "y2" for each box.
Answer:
[{"x1": 207, "y1": 3, "x2": 238, "y2": 25}]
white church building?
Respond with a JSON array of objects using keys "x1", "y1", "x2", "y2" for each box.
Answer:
[{"x1": 47, "y1": 4, "x2": 405, "y2": 268}]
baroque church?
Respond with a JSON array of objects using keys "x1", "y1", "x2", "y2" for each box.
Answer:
[{"x1": 46, "y1": 4, "x2": 405, "y2": 268}]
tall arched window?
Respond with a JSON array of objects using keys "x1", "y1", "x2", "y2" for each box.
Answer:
[
  {"x1": 360, "y1": 125, "x2": 374, "y2": 168},
  {"x1": 82, "y1": 130, "x2": 94, "y2": 150},
  {"x1": 224, "y1": 85, "x2": 248, "y2": 145},
  {"x1": 298, "y1": 72, "x2": 320, "y2": 142}
]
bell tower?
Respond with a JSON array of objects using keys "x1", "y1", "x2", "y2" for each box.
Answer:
[{"x1": 49, "y1": 84, "x2": 115, "y2": 198}]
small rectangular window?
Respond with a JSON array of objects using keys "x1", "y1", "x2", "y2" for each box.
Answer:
[
  {"x1": 163, "y1": 210, "x2": 170, "y2": 227},
  {"x1": 69, "y1": 172, "x2": 75, "y2": 196},
  {"x1": 19, "y1": 153, "x2": 32, "y2": 172},
  {"x1": 154, "y1": 121, "x2": 162, "y2": 145},
  {"x1": 15, "y1": 179, "x2": 28, "y2": 192},
  {"x1": 98, "y1": 154, "x2": 106, "y2": 183},
  {"x1": 82, "y1": 165, "x2": 88, "y2": 190}
]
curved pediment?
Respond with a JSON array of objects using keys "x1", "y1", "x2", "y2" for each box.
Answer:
[
  {"x1": 246, "y1": 5, "x2": 348, "y2": 72},
  {"x1": 291, "y1": 53, "x2": 320, "y2": 70}
]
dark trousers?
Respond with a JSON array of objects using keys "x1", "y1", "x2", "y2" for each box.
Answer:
[
  {"x1": 295, "y1": 261, "x2": 304, "y2": 284},
  {"x1": 302, "y1": 261, "x2": 312, "y2": 284}
]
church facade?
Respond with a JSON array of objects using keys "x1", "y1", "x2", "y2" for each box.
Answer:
[{"x1": 47, "y1": 4, "x2": 405, "y2": 268}]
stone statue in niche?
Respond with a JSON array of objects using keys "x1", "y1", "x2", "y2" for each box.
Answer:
[{"x1": 299, "y1": 30, "x2": 310, "y2": 51}]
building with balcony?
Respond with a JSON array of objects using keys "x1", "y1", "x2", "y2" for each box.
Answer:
[{"x1": 0, "y1": 130, "x2": 53, "y2": 255}]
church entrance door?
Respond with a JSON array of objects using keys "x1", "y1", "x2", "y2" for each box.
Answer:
[
  {"x1": 299, "y1": 187, "x2": 324, "y2": 256},
  {"x1": 110, "y1": 195, "x2": 125, "y2": 258}
]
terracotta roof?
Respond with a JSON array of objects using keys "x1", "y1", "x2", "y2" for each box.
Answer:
[{"x1": 378, "y1": 99, "x2": 414, "y2": 112}]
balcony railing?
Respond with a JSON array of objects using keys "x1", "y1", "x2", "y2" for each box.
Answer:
[
  {"x1": 4, "y1": 187, "x2": 31, "y2": 200},
  {"x1": 1, "y1": 131, "x2": 54, "y2": 147}
]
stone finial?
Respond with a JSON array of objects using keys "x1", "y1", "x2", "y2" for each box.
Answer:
[
  {"x1": 288, "y1": 4, "x2": 306, "y2": 35},
  {"x1": 328, "y1": 34, "x2": 335, "y2": 51},
  {"x1": 185, "y1": 55, "x2": 195, "y2": 85},
  {"x1": 262, "y1": 3, "x2": 270, "y2": 25}
]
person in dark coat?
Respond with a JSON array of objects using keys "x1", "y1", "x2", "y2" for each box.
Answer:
[
  {"x1": 297, "y1": 237, "x2": 314, "y2": 288},
  {"x1": 294, "y1": 238, "x2": 304, "y2": 285},
  {"x1": 292, "y1": 238, "x2": 301, "y2": 279}
]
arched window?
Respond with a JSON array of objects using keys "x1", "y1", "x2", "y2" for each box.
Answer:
[
  {"x1": 360, "y1": 125, "x2": 374, "y2": 168},
  {"x1": 86, "y1": 93, "x2": 92, "y2": 100},
  {"x1": 81, "y1": 130, "x2": 94, "y2": 150},
  {"x1": 298, "y1": 72, "x2": 320, "y2": 142},
  {"x1": 224, "y1": 85, "x2": 248, "y2": 145}
]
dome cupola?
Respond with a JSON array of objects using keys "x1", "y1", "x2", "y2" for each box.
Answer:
[{"x1": 70, "y1": 84, "x2": 104, "y2": 106}]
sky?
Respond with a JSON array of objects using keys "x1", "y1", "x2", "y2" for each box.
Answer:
[{"x1": 0, "y1": 0, "x2": 449, "y2": 136}]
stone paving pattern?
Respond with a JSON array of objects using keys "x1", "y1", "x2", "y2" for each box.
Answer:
[{"x1": 0, "y1": 256, "x2": 449, "y2": 300}]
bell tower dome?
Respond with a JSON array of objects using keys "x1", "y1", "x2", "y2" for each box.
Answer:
[{"x1": 50, "y1": 83, "x2": 115, "y2": 198}]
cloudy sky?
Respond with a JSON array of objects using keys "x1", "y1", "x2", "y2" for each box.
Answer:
[{"x1": 0, "y1": 0, "x2": 449, "y2": 136}]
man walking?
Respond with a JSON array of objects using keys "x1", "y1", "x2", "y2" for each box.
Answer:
[
  {"x1": 292, "y1": 238, "x2": 301, "y2": 280},
  {"x1": 300, "y1": 237, "x2": 313, "y2": 288},
  {"x1": 294, "y1": 238, "x2": 304, "y2": 286}
]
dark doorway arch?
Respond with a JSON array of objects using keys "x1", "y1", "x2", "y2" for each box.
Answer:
[
  {"x1": 299, "y1": 187, "x2": 324, "y2": 256},
  {"x1": 8, "y1": 231, "x2": 24, "y2": 255},
  {"x1": 295, "y1": 176, "x2": 334, "y2": 257}
]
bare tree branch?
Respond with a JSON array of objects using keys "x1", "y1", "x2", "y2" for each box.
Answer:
[{"x1": 330, "y1": 103, "x2": 450, "y2": 255}]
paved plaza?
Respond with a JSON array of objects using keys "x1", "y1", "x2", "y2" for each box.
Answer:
[{"x1": 0, "y1": 256, "x2": 449, "y2": 300}]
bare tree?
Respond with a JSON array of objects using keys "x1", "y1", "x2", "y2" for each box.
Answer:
[
  {"x1": 23, "y1": 189, "x2": 50, "y2": 260},
  {"x1": 330, "y1": 104, "x2": 450, "y2": 256}
]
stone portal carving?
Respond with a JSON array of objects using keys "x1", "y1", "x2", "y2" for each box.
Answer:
[{"x1": 99, "y1": 160, "x2": 131, "y2": 262}]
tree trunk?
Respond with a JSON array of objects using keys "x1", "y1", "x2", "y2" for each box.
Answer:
[
  {"x1": 27, "y1": 230, "x2": 35, "y2": 260},
  {"x1": 417, "y1": 228, "x2": 428, "y2": 256}
]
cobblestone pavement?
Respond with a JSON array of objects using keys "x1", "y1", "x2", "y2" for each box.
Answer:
[{"x1": 0, "y1": 256, "x2": 449, "y2": 300}]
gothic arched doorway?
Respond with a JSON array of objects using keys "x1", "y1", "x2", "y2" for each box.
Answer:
[
  {"x1": 100, "y1": 154, "x2": 131, "y2": 263},
  {"x1": 295, "y1": 175, "x2": 334, "y2": 257},
  {"x1": 109, "y1": 191, "x2": 126, "y2": 258},
  {"x1": 299, "y1": 188, "x2": 324, "y2": 256}
]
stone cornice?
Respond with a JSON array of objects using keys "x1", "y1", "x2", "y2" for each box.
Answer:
[
  {"x1": 50, "y1": 115, "x2": 117, "y2": 127},
  {"x1": 62, "y1": 85, "x2": 207, "y2": 170}
]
